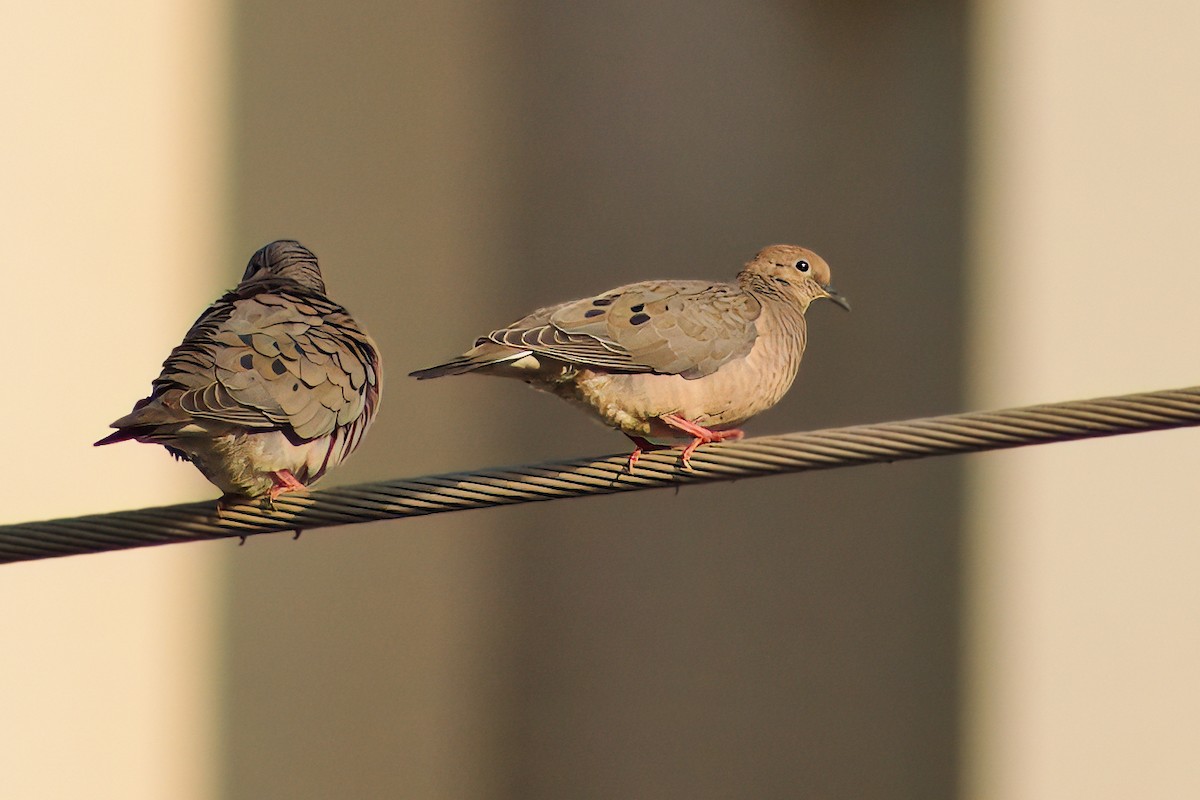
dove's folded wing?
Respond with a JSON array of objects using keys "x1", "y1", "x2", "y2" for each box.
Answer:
[
  {"x1": 484, "y1": 281, "x2": 762, "y2": 379},
  {"x1": 153, "y1": 292, "x2": 380, "y2": 441}
]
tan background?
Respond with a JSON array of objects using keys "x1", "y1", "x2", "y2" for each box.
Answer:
[
  {"x1": 0, "y1": 1, "x2": 225, "y2": 798},
  {"x1": 967, "y1": 1, "x2": 1200, "y2": 797},
  {"x1": 0, "y1": 1, "x2": 1197, "y2": 799}
]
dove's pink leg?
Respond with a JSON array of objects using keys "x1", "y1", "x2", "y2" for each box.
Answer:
[
  {"x1": 268, "y1": 469, "x2": 308, "y2": 500},
  {"x1": 658, "y1": 414, "x2": 744, "y2": 469},
  {"x1": 623, "y1": 435, "x2": 670, "y2": 471}
]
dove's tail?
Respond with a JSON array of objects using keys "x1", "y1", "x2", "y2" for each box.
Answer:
[
  {"x1": 94, "y1": 428, "x2": 139, "y2": 446},
  {"x1": 408, "y1": 349, "x2": 532, "y2": 380},
  {"x1": 94, "y1": 424, "x2": 178, "y2": 447},
  {"x1": 94, "y1": 393, "x2": 197, "y2": 446},
  {"x1": 95, "y1": 400, "x2": 162, "y2": 446}
]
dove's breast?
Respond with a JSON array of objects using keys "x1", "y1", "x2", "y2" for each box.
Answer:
[{"x1": 559, "y1": 301, "x2": 808, "y2": 438}]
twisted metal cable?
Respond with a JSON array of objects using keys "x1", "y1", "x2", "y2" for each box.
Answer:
[{"x1": 3, "y1": 384, "x2": 1199, "y2": 564}]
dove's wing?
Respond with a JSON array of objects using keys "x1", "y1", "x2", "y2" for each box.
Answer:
[
  {"x1": 485, "y1": 280, "x2": 762, "y2": 379},
  {"x1": 148, "y1": 288, "x2": 380, "y2": 441}
]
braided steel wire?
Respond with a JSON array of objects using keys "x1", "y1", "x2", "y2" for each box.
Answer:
[{"x1": 3, "y1": 385, "x2": 1198, "y2": 564}]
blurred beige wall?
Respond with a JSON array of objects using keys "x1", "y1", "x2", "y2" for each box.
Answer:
[
  {"x1": 968, "y1": 1, "x2": 1200, "y2": 797},
  {"x1": 0, "y1": 2, "x2": 227, "y2": 798}
]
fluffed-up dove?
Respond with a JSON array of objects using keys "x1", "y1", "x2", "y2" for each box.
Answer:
[
  {"x1": 96, "y1": 240, "x2": 382, "y2": 503},
  {"x1": 409, "y1": 244, "x2": 847, "y2": 468}
]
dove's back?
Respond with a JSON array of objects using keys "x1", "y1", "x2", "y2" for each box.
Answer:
[{"x1": 410, "y1": 279, "x2": 764, "y2": 381}]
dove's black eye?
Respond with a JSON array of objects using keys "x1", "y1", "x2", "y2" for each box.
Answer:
[{"x1": 795, "y1": 260, "x2": 810, "y2": 273}]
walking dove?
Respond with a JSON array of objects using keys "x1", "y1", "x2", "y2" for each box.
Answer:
[
  {"x1": 96, "y1": 240, "x2": 382, "y2": 503},
  {"x1": 410, "y1": 244, "x2": 847, "y2": 468}
]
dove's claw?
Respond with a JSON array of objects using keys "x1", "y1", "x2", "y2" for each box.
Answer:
[
  {"x1": 623, "y1": 435, "x2": 669, "y2": 471},
  {"x1": 659, "y1": 414, "x2": 744, "y2": 469},
  {"x1": 267, "y1": 469, "x2": 307, "y2": 501}
]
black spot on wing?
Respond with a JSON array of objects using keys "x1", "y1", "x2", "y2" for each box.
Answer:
[
  {"x1": 629, "y1": 313, "x2": 651, "y2": 326},
  {"x1": 584, "y1": 309, "x2": 604, "y2": 318},
  {"x1": 272, "y1": 359, "x2": 287, "y2": 375},
  {"x1": 240, "y1": 353, "x2": 254, "y2": 370}
]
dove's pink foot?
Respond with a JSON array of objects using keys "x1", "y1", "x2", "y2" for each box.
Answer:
[
  {"x1": 623, "y1": 435, "x2": 670, "y2": 471},
  {"x1": 659, "y1": 414, "x2": 744, "y2": 469},
  {"x1": 268, "y1": 469, "x2": 308, "y2": 500}
]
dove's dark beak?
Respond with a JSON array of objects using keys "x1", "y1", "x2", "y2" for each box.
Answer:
[{"x1": 825, "y1": 287, "x2": 851, "y2": 311}]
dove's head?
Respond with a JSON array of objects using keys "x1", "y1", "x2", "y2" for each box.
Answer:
[
  {"x1": 739, "y1": 244, "x2": 850, "y2": 312},
  {"x1": 241, "y1": 240, "x2": 326, "y2": 293}
]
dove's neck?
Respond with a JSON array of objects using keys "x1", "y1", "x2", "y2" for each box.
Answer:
[
  {"x1": 240, "y1": 267, "x2": 327, "y2": 296},
  {"x1": 237, "y1": 276, "x2": 329, "y2": 302},
  {"x1": 739, "y1": 271, "x2": 815, "y2": 315},
  {"x1": 748, "y1": 295, "x2": 809, "y2": 408},
  {"x1": 740, "y1": 274, "x2": 811, "y2": 382}
]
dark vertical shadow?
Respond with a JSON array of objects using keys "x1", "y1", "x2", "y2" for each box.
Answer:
[{"x1": 221, "y1": 1, "x2": 967, "y2": 798}]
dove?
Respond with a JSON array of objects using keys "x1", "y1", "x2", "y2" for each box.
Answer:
[
  {"x1": 96, "y1": 240, "x2": 382, "y2": 504},
  {"x1": 410, "y1": 244, "x2": 847, "y2": 468}
]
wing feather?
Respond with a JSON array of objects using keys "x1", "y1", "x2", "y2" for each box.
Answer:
[{"x1": 488, "y1": 280, "x2": 762, "y2": 378}]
